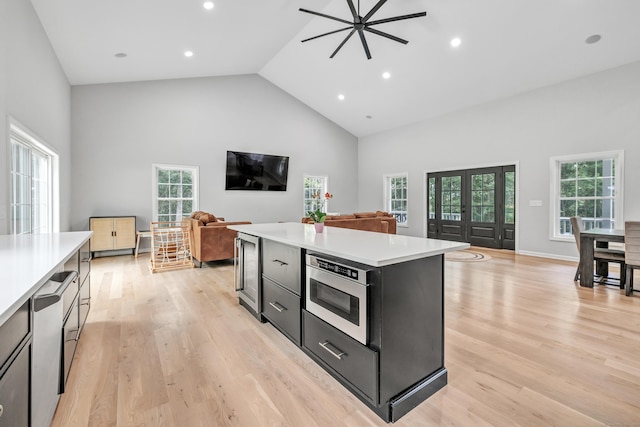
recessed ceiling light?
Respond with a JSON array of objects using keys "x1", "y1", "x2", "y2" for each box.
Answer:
[
  {"x1": 203, "y1": 1, "x2": 214, "y2": 10},
  {"x1": 585, "y1": 34, "x2": 601, "y2": 44},
  {"x1": 451, "y1": 37, "x2": 461, "y2": 47},
  {"x1": 184, "y1": 51, "x2": 194, "y2": 57},
  {"x1": 382, "y1": 72, "x2": 391, "y2": 79},
  {"x1": 114, "y1": 52, "x2": 127, "y2": 58},
  {"x1": 338, "y1": 94, "x2": 345, "y2": 101}
]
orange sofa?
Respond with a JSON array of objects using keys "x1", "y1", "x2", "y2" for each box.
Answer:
[
  {"x1": 302, "y1": 211, "x2": 397, "y2": 234},
  {"x1": 187, "y1": 212, "x2": 251, "y2": 266}
]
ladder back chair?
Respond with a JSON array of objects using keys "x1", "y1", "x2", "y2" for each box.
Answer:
[{"x1": 570, "y1": 216, "x2": 626, "y2": 286}]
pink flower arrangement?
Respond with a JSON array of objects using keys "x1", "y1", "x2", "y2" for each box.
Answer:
[{"x1": 307, "y1": 192, "x2": 334, "y2": 223}]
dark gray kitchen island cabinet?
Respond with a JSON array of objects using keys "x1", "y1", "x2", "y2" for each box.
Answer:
[{"x1": 230, "y1": 222, "x2": 468, "y2": 423}]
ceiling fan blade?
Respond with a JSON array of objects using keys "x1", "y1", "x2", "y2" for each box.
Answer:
[
  {"x1": 301, "y1": 26, "x2": 353, "y2": 43},
  {"x1": 299, "y1": 8, "x2": 353, "y2": 25},
  {"x1": 367, "y1": 12, "x2": 426, "y2": 26},
  {"x1": 346, "y1": 0, "x2": 359, "y2": 22},
  {"x1": 363, "y1": 0, "x2": 388, "y2": 22},
  {"x1": 357, "y1": 30, "x2": 372, "y2": 59},
  {"x1": 330, "y1": 29, "x2": 356, "y2": 58},
  {"x1": 364, "y1": 27, "x2": 408, "y2": 44}
]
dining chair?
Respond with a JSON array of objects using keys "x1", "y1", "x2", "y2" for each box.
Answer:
[
  {"x1": 624, "y1": 221, "x2": 640, "y2": 296},
  {"x1": 570, "y1": 216, "x2": 626, "y2": 286}
]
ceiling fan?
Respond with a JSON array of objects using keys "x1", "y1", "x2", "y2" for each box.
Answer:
[{"x1": 299, "y1": 0, "x2": 427, "y2": 60}]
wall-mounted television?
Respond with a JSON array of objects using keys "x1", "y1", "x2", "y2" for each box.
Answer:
[{"x1": 225, "y1": 151, "x2": 289, "y2": 191}]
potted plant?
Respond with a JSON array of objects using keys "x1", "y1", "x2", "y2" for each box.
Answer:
[{"x1": 307, "y1": 192, "x2": 333, "y2": 233}]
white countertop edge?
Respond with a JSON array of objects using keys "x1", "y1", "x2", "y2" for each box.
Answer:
[
  {"x1": 0, "y1": 231, "x2": 93, "y2": 326},
  {"x1": 228, "y1": 223, "x2": 470, "y2": 267}
]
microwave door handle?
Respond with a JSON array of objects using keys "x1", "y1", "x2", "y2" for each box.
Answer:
[{"x1": 234, "y1": 237, "x2": 244, "y2": 291}]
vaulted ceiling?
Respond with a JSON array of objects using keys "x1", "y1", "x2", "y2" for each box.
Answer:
[{"x1": 31, "y1": 0, "x2": 640, "y2": 137}]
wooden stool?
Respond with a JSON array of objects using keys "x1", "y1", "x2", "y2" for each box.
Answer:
[{"x1": 135, "y1": 230, "x2": 152, "y2": 258}]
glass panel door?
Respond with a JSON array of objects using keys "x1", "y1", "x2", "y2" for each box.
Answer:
[
  {"x1": 467, "y1": 168, "x2": 500, "y2": 248},
  {"x1": 502, "y1": 166, "x2": 516, "y2": 249},
  {"x1": 426, "y1": 171, "x2": 467, "y2": 242},
  {"x1": 427, "y1": 165, "x2": 516, "y2": 249}
]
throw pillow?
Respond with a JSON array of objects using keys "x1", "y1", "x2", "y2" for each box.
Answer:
[
  {"x1": 354, "y1": 212, "x2": 376, "y2": 218},
  {"x1": 200, "y1": 213, "x2": 217, "y2": 224}
]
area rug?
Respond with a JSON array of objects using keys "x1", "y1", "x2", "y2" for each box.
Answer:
[{"x1": 445, "y1": 249, "x2": 492, "y2": 262}]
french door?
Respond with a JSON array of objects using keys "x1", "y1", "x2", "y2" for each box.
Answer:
[{"x1": 427, "y1": 165, "x2": 516, "y2": 249}]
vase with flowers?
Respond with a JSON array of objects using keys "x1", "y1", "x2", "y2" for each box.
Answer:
[{"x1": 307, "y1": 192, "x2": 333, "y2": 233}]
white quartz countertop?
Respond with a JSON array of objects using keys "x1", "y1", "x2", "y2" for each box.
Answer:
[
  {"x1": 228, "y1": 223, "x2": 469, "y2": 267},
  {"x1": 0, "y1": 231, "x2": 92, "y2": 326}
]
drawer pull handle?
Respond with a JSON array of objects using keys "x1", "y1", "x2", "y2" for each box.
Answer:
[
  {"x1": 269, "y1": 302, "x2": 285, "y2": 312},
  {"x1": 319, "y1": 341, "x2": 346, "y2": 360},
  {"x1": 272, "y1": 259, "x2": 288, "y2": 266}
]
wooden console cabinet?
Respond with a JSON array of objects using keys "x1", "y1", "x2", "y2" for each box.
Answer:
[{"x1": 89, "y1": 216, "x2": 136, "y2": 257}]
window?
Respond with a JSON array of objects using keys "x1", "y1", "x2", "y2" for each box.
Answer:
[
  {"x1": 505, "y1": 171, "x2": 516, "y2": 224},
  {"x1": 427, "y1": 177, "x2": 436, "y2": 219},
  {"x1": 303, "y1": 176, "x2": 328, "y2": 215},
  {"x1": 9, "y1": 121, "x2": 57, "y2": 234},
  {"x1": 152, "y1": 164, "x2": 199, "y2": 222},
  {"x1": 471, "y1": 173, "x2": 495, "y2": 223},
  {"x1": 551, "y1": 151, "x2": 624, "y2": 239},
  {"x1": 384, "y1": 174, "x2": 408, "y2": 227},
  {"x1": 440, "y1": 175, "x2": 462, "y2": 221}
]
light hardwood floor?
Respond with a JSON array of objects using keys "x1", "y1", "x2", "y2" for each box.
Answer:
[{"x1": 51, "y1": 249, "x2": 640, "y2": 427}]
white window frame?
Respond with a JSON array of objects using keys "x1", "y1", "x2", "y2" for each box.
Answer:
[
  {"x1": 8, "y1": 117, "x2": 59, "y2": 234},
  {"x1": 303, "y1": 175, "x2": 329, "y2": 216},
  {"x1": 550, "y1": 150, "x2": 624, "y2": 241},
  {"x1": 384, "y1": 173, "x2": 408, "y2": 227},
  {"x1": 152, "y1": 163, "x2": 199, "y2": 222}
]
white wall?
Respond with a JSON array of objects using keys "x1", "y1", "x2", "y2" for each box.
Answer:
[
  {"x1": 0, "y1": 0, "x2": 71, "y2": 234},
  {"x1": 358, "y1": 61, "x2": 640, "y2": 259},
  {"x1": 70, "y1": 74, "x2": 358, "y2": 232}
]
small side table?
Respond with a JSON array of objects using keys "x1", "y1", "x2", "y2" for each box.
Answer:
[{"x1": 135, "y1": 230, "x2": 152, "y2": 258}]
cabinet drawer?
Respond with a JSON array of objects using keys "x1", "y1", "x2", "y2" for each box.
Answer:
[
  {"x1": 0, "y1": 340, "x2": 30, "y2": 427},
  {"x1": 61, "y1": 295, "x2": 80, "y2": 393},
  {"x1": 0, "y1": 301, "x2": 30, "y2": 372},
  {"x1": 262, "y1": 240, "x2": 301, "y2": 294},
  {"x1": 79, "y1": 277, "x2": 90, "y2": 332},
  {"x1": 79, "y1": 240, "x2": 91, "y2": 284},
  {"x1": 302, "y1": 310, "x2": 378, "y2": 403},
  {"x1": 64, "y1": 250, "x2": 79, "y2": 273},
  {"x1": 262, "y1": 277, "x2": 301, "y2": 345},
  {"x1": 62, "y1": 278, "x2": 79, "y2": 321}
]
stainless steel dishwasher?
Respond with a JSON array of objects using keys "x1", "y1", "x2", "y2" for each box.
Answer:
[{"x1": 32, "y1": 270, "x2": 77, "y2": 427}]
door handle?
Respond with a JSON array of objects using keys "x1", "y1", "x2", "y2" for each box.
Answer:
[
  {"x1": 33, "y1": 271, "x2": 79, "y2": 312},
  {"x1": 272, "y1": 259, "x2": 288, "y2": 266},
  {"x1": 319, "y1": 341, "x2": 346, "y2": 360},
  {"x1": 233, "y1": 238, "x2": 243, "y2": 291},
  {"x1": 268, "y1": 301, "x2": 285, "y2": 312}
]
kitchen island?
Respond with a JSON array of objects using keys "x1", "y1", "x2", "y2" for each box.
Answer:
[{"x1": 229, "y1": 222, "x2": 468, "y2": 422}]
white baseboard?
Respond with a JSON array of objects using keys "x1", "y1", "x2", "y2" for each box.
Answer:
[{"x1": 517, "y1": 250, "x2": 578, "y2": 263}]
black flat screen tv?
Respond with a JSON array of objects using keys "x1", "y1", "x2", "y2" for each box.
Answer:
[{"x1": 225, "y1": 151, "x2": 289, "y2": 191}]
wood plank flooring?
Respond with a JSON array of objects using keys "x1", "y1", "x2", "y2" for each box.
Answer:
[{"x1": 51, "y1": 249, "x2": 640, "y2": 426}]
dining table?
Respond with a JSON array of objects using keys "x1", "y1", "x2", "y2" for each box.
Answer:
[{"x1": 579, "y1": 228, "x2": 625, "y2": 287}]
